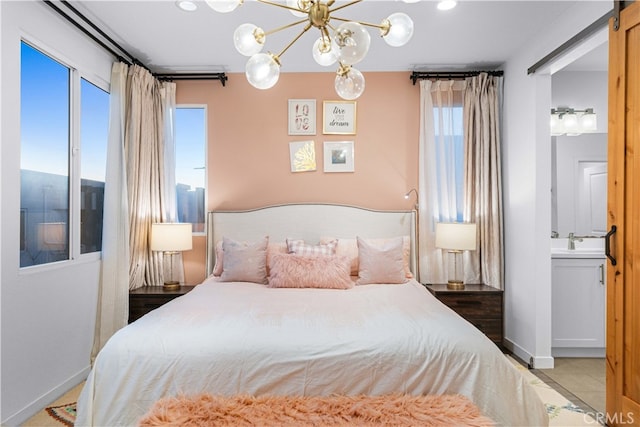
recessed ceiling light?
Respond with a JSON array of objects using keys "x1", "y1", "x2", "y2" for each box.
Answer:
[
  {"x1": 176, "y1": 1, "x2": 198, "y2": 12},
  {"x1": 437, "y1": 0, "x2": 457, "y2": 11}
]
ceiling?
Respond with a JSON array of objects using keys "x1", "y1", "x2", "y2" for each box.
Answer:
[{"x1": 68, "y1": 0, "x2": 606, "y2": 75}]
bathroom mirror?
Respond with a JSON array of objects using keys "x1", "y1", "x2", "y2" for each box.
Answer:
[{"x1": 550, "y1": 45, "x2": 608, "y2": 238}]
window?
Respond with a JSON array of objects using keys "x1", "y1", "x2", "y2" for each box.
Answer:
[
  {"x1": 80, "y1": 79, "x2": 109, "y2": 253},
  {"x1": 433, "y1": 105, "x2": 465, "y2": 222},
  {"x1": 20, "y1": 41, "x2": 108, "y2": 267},
  {"x1": 175, "y1": 107, "x2": 206, "y2": 233}
]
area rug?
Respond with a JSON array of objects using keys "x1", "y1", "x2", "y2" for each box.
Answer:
[
  {"x1": 138, "y1": 393, "x2": 495, "y2": 427},
  {"x1": 45, "y1": 402, "x2": 76, "y2": 426},
  {"x1": 506, "y1": 356, "x2": 601, "y2": 426}
]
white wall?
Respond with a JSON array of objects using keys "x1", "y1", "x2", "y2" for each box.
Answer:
[
  {"x1": 1, "y1": 2, "x2": 112, "y2": 424},
  {"x1": 502, "y1": 1, "x2": 611, "y2": 368}
]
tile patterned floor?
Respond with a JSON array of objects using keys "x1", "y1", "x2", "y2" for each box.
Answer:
[{"x1": 536, "y1": 358, "x2": 606, "y2": 415}]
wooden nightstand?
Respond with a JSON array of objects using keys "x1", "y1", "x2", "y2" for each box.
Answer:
[
  {"x1": 128, "y1": 285, "x2": 195, "y2": 323},
  {"x1": 423, "y1": 283, "x2": 503, "y2": 347}
]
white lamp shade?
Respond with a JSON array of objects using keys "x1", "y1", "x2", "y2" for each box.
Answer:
[
  {"x1": 150, "y1": 223, "x2": 193, "y2": 252},
  {"x1": 435, "y1": 222, "x2": 477, "y2": 251},
  {"x1": 580, "y1": 112, "x2": 597, "y2": 132}
]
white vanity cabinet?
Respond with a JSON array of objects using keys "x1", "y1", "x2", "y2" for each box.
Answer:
[{"x1": 551, "y1": 256, "x2": 606, "y2": 357}]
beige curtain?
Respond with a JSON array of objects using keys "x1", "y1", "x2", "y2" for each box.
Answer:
[
  {"x1": 463, "y1": 73, "x2": 504, "y2": 289},
  {"x1": 92, "y1": 63, "x2": 176, "y2": 359},
  {"x1": 418, "y1": 79, "x2": 466, "y2": 284}
]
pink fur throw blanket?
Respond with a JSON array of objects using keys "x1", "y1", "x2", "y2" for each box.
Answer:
[{"x1": 138, "y1": 393, "x2": 495, "y2": 426}]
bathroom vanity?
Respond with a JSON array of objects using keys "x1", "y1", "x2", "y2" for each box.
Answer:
[{"x1": 551, "y1": 238, "x2": 605, "y2": 357}]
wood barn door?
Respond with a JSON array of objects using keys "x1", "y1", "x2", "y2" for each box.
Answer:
[{"x1": 607, "y1": 1, "x2": 640, "y2": 425}]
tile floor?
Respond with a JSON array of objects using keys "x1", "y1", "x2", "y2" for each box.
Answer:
[{"x1": 536, "y1": 358, "x2": 606, "y2": 415}]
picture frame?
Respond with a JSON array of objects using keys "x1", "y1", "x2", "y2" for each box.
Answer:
[
  {"x1": 323, "y1": 141, "x2": 354, "y2": 173},
  {"x1": 289, "y1": 140, "x2": 316, "y2": 172},
  {"x1": 323, "y1": 101, "x2": 356, "y2": 135},
  {"x1": 288, "y1": 99, "x2": 316, "y2": 135}
]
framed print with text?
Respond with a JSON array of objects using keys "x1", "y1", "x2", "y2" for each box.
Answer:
[
  {"x1": 323, "y1": 101, "x2": 356, "y2": 135},
  {"x1": 323, "y1": 141, "x2": 354, "y2": 173},
  {"x1": 288, "y1": 99, "x2": 316, "y2": 135}
]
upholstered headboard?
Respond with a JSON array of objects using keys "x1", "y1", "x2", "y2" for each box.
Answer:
[{"x1": 206, "y1": 203, "x2": 417, "y2": 277}]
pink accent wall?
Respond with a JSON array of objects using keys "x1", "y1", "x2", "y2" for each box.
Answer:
[{"x1": 177, "y1": 72, "x2": 420, "y2": 283}]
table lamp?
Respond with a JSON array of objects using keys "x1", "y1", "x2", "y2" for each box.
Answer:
[
  {"x1": 150, "y1": 223, "x2": 192, "y2": 290},
  {"x1": 435, "y1": 222, "x2": 477, "y2": 289}
]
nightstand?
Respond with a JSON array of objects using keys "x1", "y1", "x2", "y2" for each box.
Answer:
[
  {"x1": 128, "y1": 285, "x2": 195, "y2": 323},
  {"x1": 423, "y1": 283, "x2": 503, "y2": 347}
]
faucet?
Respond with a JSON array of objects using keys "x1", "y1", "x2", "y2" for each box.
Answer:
[{"x1": 568, "y1": 232, "x2": 583, "y2": 250}]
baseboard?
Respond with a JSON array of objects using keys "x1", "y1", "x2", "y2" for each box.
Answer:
[
  {"x1": 503, "y1": 337, "x2": 555, "y2": 369},
  {"x1": 1, "y1": 366, "x2": 89, "y2": 426},
  {"x1": 552, "y1": 347, "x2": 605, "y2": 358}
]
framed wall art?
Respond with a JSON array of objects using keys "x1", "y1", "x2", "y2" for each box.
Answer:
[
  {"x1": 289, "y1": 140, "x2": 316, "y2": 172},
  {"x1": 323, "y1": 101, "x2": 356, "y2": 135},
  {"x1": 288, "y1": 99, "x2": 316, "y2": 135},
  {"x1": 323, "y1": 141, "x2": 354, "y2": 173}
]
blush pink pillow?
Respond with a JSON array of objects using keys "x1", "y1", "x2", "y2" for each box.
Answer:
[
  {"x1": 213, "y1": 240, "x2": 288, "y2": 277},
  {"x1": 356, "y1": 236, "x2": 407, "y2": 285},
  {"x1": 268, "y1": 254, "x2": 353, "y2": 289},
  {"x1": 320, "y1": 236, "x2": 414, "y2": 278}
]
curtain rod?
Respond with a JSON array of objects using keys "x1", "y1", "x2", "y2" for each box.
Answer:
[
  {"x1": 527, "y1": 9, "x2": 613, "y2": 75},
  {"x1": 43, "y1": 0, "x2": 134, "y2": 66},
  {"x1": 410, "y1": 70, "x2": 504, "y2": 85},
  {"x1": 155, "y1": 73, "x2": 228, "y2": 86},
  {"x1": 42, "y1": 1, "x2": 228, "y2": 86}
]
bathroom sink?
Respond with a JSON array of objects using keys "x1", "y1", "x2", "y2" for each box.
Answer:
[{"x1": 550, "y1": 237, "x2": 605, "y2": 258}]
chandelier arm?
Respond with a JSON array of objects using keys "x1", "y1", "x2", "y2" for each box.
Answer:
[
  {"x1": 330, "y1": 16, "x2": 386, "y2": 30},
  {"x1": 328, "y1": 0, "x2": 363, "y2": 14},
  {"x1": 262, "y1": 18, "x2": 309, "y2": 37},
  {"x1": 257, "y1": 0, "x2": 305, "y2": 14},
  {"x1": 276, "y1": 22, "x2": 313, "y2": 59}
]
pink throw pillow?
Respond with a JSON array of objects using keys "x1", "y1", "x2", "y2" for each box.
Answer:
[
  {"x1": 268, "y1": 254, "x2": 353, "y2": 289},
  {"x1": 213, "y1": 240, "x2": 288, "y2": 277},
  {"x1": 220, "y1": 236, "x2": 269, "y2": 284},
  {"x1": 320, "y1": 236, "x2": 414, "y2": 278},
  {"x1": 356, "y1": 236, "x2": 407, "y2": 285}
]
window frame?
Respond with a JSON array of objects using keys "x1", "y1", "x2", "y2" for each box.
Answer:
[{"x1": 19, "y1": 38, "x2": 110, "y2": 271}]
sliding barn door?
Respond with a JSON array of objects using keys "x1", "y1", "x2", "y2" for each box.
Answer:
[{"x1": 607, "y1": 2, "x2": 640, "y2": 425}]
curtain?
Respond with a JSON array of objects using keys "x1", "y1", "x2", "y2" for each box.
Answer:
[
  {"x1": 418, "y1": 74, "x2": 503, "y2": 289},
  {"x1": 463, "y1": 73, "x2": 504, "y2": 289},
  {"x1": 418, "y1": 79, "x2": 467, "y2": 284},
  {"x1": 91, "y1": 63, "x2": 176, "y2": 359}
]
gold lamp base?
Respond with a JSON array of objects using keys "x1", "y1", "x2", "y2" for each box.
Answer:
[
  {"x1": 447, "y1": 280, "x2": 465, "y2": 290},
  {"x1": 163, "y1": 281, "x2": 180, "y2": 291}
]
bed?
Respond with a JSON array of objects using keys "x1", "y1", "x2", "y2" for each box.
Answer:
[{"x1": 75, "y1": 204, "x2": 548, "y2": 426}]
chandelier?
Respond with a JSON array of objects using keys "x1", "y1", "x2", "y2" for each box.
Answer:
[{"x1": 206, "y1": 0, "x2": 415, "y2": 100}]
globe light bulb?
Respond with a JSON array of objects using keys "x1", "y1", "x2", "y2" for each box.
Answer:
[
  {"x1": 334, "y1": 22, "x2": 370, "y2": 66},
  {"x1": 286, "y1": 0, "x2": 309, "y2": 17},
  {"x1": 312, "y1": 37, "x2": 338, "y2": 67},
  {"x1": 382, "y1": 13, "x2": 414, "y2": 47},
  {"x1": 335, "y1": 66, "x2": 365, "y2": 100},
  {"x1": 234, "y1": 24, "x2": 264, "y2": 57},
  {"x1": 205, "y1": 0, "x2": 242, "y2": 13},
  {"x1": 245, "y1": 53, "x2": 280, "y2": 90}
]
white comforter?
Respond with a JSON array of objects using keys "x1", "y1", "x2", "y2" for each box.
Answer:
[{"x1": 76, "y1": 279, "x2": 548, "y2": 426}]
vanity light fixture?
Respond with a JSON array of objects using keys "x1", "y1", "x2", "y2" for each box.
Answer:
[
  {"x1": 550, "y1": 107, "x2": 597, "y2": 136},
  {"x1": 205, "y1": 0, "x2": 415, "y2": 100}
]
